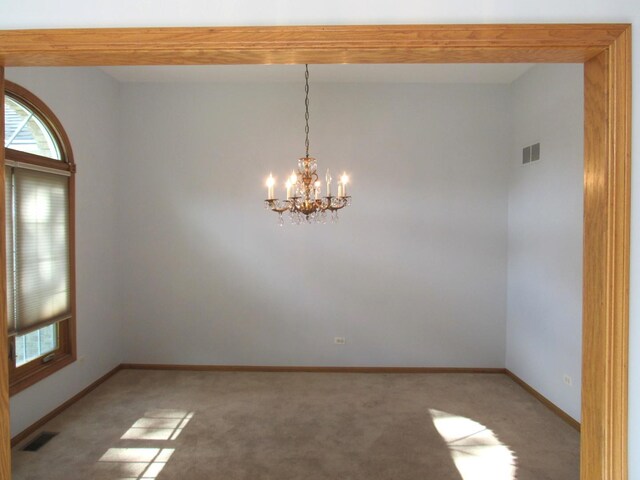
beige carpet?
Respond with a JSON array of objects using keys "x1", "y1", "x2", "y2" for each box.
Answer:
[{"x1": 12, "y1": 370, "x2": 579, "y2": 480}]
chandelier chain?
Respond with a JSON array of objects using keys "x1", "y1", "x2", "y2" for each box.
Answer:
[{"x1": 304, "y1": 64, "x2": 310, "y2": 158}]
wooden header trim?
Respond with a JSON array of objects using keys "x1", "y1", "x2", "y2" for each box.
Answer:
[{"x1": 0, "y1": 24, "x2": 630, "y2": 66}]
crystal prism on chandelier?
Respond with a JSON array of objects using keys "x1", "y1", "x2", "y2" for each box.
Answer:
[{"x1": 264, "y1": 64, "x2": 351, "y2": 225}]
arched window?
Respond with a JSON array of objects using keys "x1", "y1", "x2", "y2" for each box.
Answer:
[{"x1": 4, "y1": 81, "x2": 76, "y2": 395}]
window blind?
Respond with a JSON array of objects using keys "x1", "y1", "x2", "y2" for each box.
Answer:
[
  {"x1": 6, "y1": 167, "x2": 70, "y2": 335},
  {"x1": 5, "y1": 166, "x2": 15, "y2": 334}
]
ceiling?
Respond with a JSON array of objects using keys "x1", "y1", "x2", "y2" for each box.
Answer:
[{"x1": 100, "y1": 64, "x2": 534, "y2": 84}]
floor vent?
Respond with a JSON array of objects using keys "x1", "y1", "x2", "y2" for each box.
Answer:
[{"x1": 22, "y1": 432, "x2": 58, "y2": 452}]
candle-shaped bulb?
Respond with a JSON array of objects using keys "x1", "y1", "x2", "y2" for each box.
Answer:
[
  {"x1": 285, "y1": 180, "x2": 292, "y2": 199},
  {"x1": 266, "y1": 173, "x2": 275, "y2": 199},
  {"x1": 326, "y1": 169, "x2": 332, "y2": 196},
  {"x1": 266, "y1": 173, "x2": 275, "y2": 188},
  {"x1": 340, "y1": 172, "x2": 349, "y2": 197},
  {"x1": 314, "y1": 180, "x2": 321, "y2": 200},
  {"x1": 289, "y1": 172, "x2": 297, "y2": 197}
]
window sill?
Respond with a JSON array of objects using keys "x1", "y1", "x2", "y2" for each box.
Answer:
[{"x1": 9, "y1": 354, "x2": 76, "y2": 397}]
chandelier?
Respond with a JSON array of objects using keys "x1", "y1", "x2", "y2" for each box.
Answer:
[{"x1": 264, "y1": 64, "x2": 351, "y2": 225}]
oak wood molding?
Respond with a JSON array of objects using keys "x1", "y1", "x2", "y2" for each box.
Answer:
[
  {"x1": 120, "y1": 363, "x2": 506, "y2": 374},
  {"x1": 0, "y1": 24, "x2": 629, "y2": 66},
  {"x1": 10, "y1": 365, "x2": 122, "y2": 447},
  {"x1": 4, "y1": 80, "x2": 75, "y2": 167},
  {"x1": 8, "y1": 353, "x2": 74, "y2": 398},
  {"x1": 505, "y1": 369, "x2": 580, "y2": 431},
  {"x1": 10, "y1": 364, "x2": 579, "y2": 452},
  {"x1": 0, "y1": 23, "x2": 632, "y2": 480},
  {"x1": 4, "y1": 79, "x2": 77, "y2": 398},
  {"x1": 4, "y1": 149, "x2": 72, "y2": 172},
  {"x1": 127, "y1": 365, "x2": 582, "y2": 432},
  {"x1": 582, "y1": 25, "x2": 631, "y2": 480},
  {"x1": 0, "y1": 65, "x2": 12, "y2": 480}
]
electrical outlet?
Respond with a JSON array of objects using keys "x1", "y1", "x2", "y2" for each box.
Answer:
[
  {"x1": 563, "y1": 374, "x2": 573, "y2": 387},
  {"x1": 334, "y1": 337, "x2": 346, "y2": 345}
]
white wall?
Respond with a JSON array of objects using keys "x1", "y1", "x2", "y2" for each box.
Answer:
[
  {"x1": 5, "y1": 68, "x2": 123, "y2": 437},
  {"x1": 118, "y1": 82, "x2": 510, "y2": 367},
  {"x1": 506, "y1": 64, "x2": 584, "y2": 421},
  {"x1": 1, "y1": 2, "x2": 639, "y2": 476}
]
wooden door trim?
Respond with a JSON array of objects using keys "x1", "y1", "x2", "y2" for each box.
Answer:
[
  {"x1": 0, "y1": 64, "x2": 12, "y2": 480},
  {"x1": 0, "y1": 24, "x2": 630, "y2": 66},
  {"x1": 582, "y1": 26, "x2": 631, "y2": 479},
  {"x1": 0, "y1": 24, "x2": 631, "y2": 480}
]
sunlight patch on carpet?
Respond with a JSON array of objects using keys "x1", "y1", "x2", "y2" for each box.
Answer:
[
  {"x1": 98, "y1": 447, "x2": 175, "y2": 479},
  {"x1": 429, "y1": 409, "x2": 517, "y2": 480},
  {"x1": 121, "y1": 410, "x2": 194, "y2": 441}
]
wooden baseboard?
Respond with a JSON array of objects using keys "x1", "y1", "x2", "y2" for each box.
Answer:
[
  {"x1": 10, "y1": 364, "x2": 578, "y2": 449},
  {"x1": 10, "y1": 364, "x2": 123, "y2": 447},
  {"x1": 120, "y1": 363, "x2": 507, "y2": 374},
  {"x1": 505, "y1": 369, "x2": 580, "y2": 432}
]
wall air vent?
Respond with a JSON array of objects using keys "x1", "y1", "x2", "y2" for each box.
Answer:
[
  {"x1": 522, "y1": 142, "x2": 541, "y2": 165},
  {"x1": 22, "y1": 432, "x2": 59, "y2": 452}
]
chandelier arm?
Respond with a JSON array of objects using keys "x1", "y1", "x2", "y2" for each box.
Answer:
[
  {"x1": 265, "y1": 199, "x2": 292, "y2": 214},
  {"x1": 323, "y1": 196, "x2": 350, "y2": 211}
]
